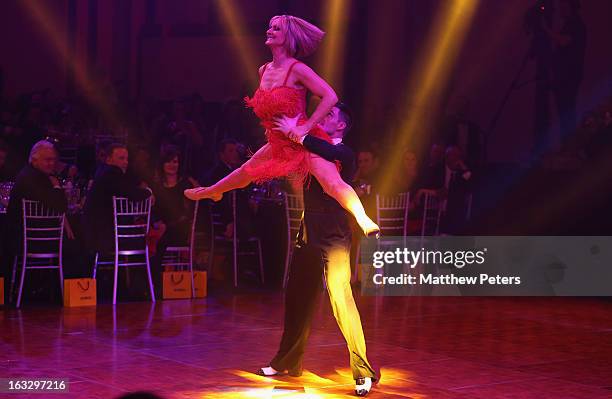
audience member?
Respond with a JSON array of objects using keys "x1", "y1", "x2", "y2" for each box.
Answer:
[
  {"x1": 586, "y1": 103, "x2": 612, "y2": 160},
  {"x1": 127, "y1": 145, "x2": 155, "y2": 187},
  {"x1": 150, "y1": 146, "x2": 198, "y2": 295},
  {"x1": 203, "y1": 139, "x2": 242, "y2": 239},
  {"x1": 0, "y1": 140, "x2": 13, "y2": 181},
  {"x1": 83, "y1": 143, "x2": 152, "y2": 254},
  {"x1": 440, "y1": 96, "x2": 484, "y2": 168},
  {"x1": 353, "y1": 148, "x2": 380, "y2": 196},
  {"x1": 440, "y1": 146, "x2": 473, "y2": 234},
  {"x1": 93, "y1": 140, "x2": 111, "y2": 177},
  {"x1": 161, "y1": 99, "x2": 203, "y2": 175},
  {"x1": 2, "y1": 141, "x2": 69, "y2": 283},
  {"x1": 419, "y1": 142, "x2": 445, "y2": 190},
  {"x1": 6, "y1": 140, "x2": 68, "y2": 234},
  {"x1": 391, "y1": 149, "x2": 420, "y2": 195},
  {"x1": 413, "y1": 145, "x2": 473, "y2": 233}
]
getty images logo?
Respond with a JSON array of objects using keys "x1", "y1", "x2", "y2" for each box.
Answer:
[{"x1": 372, "y1": 248, "x2": 488, "y2": 269}]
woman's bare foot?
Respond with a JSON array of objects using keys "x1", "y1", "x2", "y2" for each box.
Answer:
[{"x1": 184, "y1": 187, "x2": 223, "y2": 202}]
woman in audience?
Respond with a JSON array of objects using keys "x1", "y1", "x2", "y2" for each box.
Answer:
[
  {"x1": 392, "y1": 149, "x2": 420, "y2": 195},
  {"x1": 151, "y1": 145, "x2": 199, "y2": 255}
]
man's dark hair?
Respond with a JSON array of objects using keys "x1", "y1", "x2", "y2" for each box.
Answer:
[
  {"x1": 106, "y1": 143, "x2": 128, "y2": 159},
  {"x1": 216, "y1": 138, "x2": 238, "y2": 154},
  {"x1": 335, "y1": 101, "x2": 353, "y2": 134}
]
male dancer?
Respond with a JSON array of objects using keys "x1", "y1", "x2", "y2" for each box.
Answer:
[{"x1": 259, "y1": 102, "x2": 377, "y2": 396}]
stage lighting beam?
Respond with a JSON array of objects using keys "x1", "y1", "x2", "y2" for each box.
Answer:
[{"x1": 379, "y1": 0, "x2": 479, "y2": 194}]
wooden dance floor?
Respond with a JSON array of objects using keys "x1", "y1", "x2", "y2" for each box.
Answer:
[{"x1": 1, "y1": 293, "x2": 612, "y2": 398}]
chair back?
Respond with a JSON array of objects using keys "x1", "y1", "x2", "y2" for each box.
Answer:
[
  {"x1": 376, "y1": 192, "x2": 410, "y2": 236},
  {"x1": 211, "y1": 192, "x2": 236, "y2": 242},
  {"x1": 112, "y1": 196, "x2": 152, "y2": 252},
  {"x1": 421, "y1": 192, "x2": 442, "y2": 237},
  {"x1": 21, "y1": 199, "x2": 65, "y2": 257},
  {"x1": 284, "y1": 193, "x2": 304, "y2": 245}
]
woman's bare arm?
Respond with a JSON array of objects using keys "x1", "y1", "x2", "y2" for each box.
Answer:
[{"x1": 292, "y1": 63, "x2": 338, "y2": 133}]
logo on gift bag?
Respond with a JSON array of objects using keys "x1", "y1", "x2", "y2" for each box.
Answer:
[
  {"x1": 64, "y1": 278, "x2": 97, "y2": 307},
  {"x1": 77, "y1": 280, "x2": 94, "y2": 300},
  {"x1": 163, "y1": 272, "x2": 192, "y2": 299},
  {"x1": 171, "y1": 274, "x2": 187, "y2": 291}
]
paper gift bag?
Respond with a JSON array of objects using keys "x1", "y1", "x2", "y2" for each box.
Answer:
[
  {"x1": 64, "y1": 278, "x2": 97, "y2": 307},
  {"x1": 163, "y1": 271, "x2": 192, "y2": 299},
  {"x1": 193, "y1": 271, "x2": 207, "y2": 298},
  {"x1": 0, "y1": 277, "x2": 4, "y2": 305}
]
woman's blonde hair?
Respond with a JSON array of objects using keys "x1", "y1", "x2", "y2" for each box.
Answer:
[{"x1": 271, "y1": 15, "x2": 325, "y2": 58}]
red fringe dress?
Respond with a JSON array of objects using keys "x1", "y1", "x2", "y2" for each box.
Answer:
[{"x1": 244, "y1": 61, "x2": 334, "y2": 184}]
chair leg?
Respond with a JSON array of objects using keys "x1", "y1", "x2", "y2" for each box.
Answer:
[
  {"x1": 145, "y1": 301, "x2": 155, "y2": 330},
  {"x1": 113, "y1": 253, "x2": 119, "y2": 306},
  {"x1": 208, "y1": 234, "x2": 215, "y2": 275},
  {"x1": 16, "y1": 256, "x2": 27, "y2": 308},
  {"x1": 145, "y1": 248, "x2": 155, "y2": 303},
  {"x1": 435, "y1": 209, "x2": 442, "y2": 235},
  {"x1": 257, "y1": 240, "x2": 264, "y2": 285},
  {"x1": 10, "y1": 256, "x2": 17, "y2": 303},
  {"x1": 58, "y1": 256, "x2": 64, "y2": 301},
  {"x1": 93, "y1": 252, "x2": 99, "y2": 279},
  {"x1": 283, "y1": 247, "x2": 293, "y2": 289},
  {"x1": 233, "y1": 239, "x2": 238, "y2": 288},
  {"x1": 189, "y1": 249, "x2": 195, "y2": 298}
]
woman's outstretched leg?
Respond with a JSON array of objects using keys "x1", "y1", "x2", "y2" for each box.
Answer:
[
  {"x1": 184, "y1": 144, "x2": 272, "y2": 201},
  {"x1": 308, "y1": 154, "x2": 379, "y2": 237}
]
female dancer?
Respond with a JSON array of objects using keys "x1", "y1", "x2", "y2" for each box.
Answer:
[{"x1": 184, "y1": 15, "x2": 379, "y2": 237}]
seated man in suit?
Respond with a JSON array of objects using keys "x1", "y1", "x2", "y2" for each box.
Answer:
[
  {"x1": 2, "y1": 140, "x2": 68, "y2": 300},
  {"x1": 418, "y1": 142, "x2": 446, "y2": 190},
  {"x1": 418, "y1": 145, "x2": 473, "y2": 234},
  {"x1": 352, "y1": 147, "x2": 381, "y2": 219},
  {"x1": 440, "y1": 95, "x2": 484, "y2": 169},
  {"x1": 441, "y1": 146, "x2": 473, "y2": 233},
  {"x1": 6, "y1": 139, "x2": 67, "y2": 218},
  {"x1": 83, "y1": 143, "x2": 152, "y2": 255}
]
